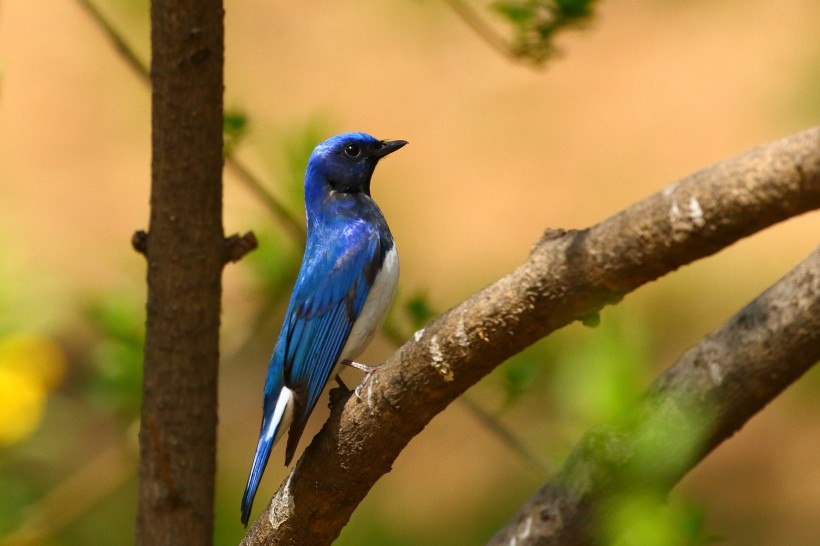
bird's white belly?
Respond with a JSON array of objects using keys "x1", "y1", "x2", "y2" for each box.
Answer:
[{"x1": 340, "y1": 246, "x2": 399, "y2": 362}]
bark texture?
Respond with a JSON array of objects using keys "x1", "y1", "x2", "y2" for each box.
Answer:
[
  {"x1": 241, "y1": 128, "x2": 820, "y2": 545},
  {"x1": 136, "y1": 2, "x2": 225, "y2": 545}
]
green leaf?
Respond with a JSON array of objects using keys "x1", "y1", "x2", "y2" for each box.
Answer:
[
  {"x1": 607, "y1": 495, "x2": 718, "y2": 546},
  {"x1": 85, "y1": 291, "x2": 144, "y2": 347},
  {"x1": 490, "y1": 0, "x2": 598, "y2": 63},
  {"x1": 242, "y1": 228, "x2": 301, "y2": 304},
  {"x1": 403, "y1": 292, "x2": 437, "y2": 330},
  {"x1": 86, "y1": 338, "x2": 144, "y2": 419},
  {"x1": 556, "y1": 0, "x2": 594, "y2": 19},
  {"x1": 551, "y1": 310, "x2": 650, "y2": 425},
  {"x1": 83, "y1": 290, "x2": 145, "y2": 420},
  {"x1": 224, "y1": 108, "x2": 250, "y2": 154},
  {"x1": 491, "y1": 2, "x2": 535, "y2": 24}
]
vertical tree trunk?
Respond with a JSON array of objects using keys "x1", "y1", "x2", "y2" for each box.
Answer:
[{"x1": 136, "y1": 1, "x2": 224, "y2": 545}]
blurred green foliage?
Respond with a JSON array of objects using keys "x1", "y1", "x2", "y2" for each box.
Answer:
[
  {"x1": 551, "y1": 312, "x2": 649, "y2": 426},
  {"x1": 491, "y1": 308, "x2": 648, "y2": 424},
  {"x1": 492, "y1": 0, "x2": 597, "y2": 62},
  {"x1": 0, "y1": 475, "x2": 29, "y2": 535},
  {"x1": 480, "y1": 307, "x2": 725, "y2": 544},
  {"x1": 242, "y1": 228, "x2": 301, "y2": 310},
  {"x1": 402, "y1": 293, "x2": 438, "y2": 330},
  {"x1": 382, "y1": 290, "x2": 438, "y2": 344},
  {"x1": 608, "y1": 494, "x2": 718, "y2": 546},
  {"x1": 83, "y1": 290, "x2": 144, "y2": 421},
  {"x1": 223, "y1": 107, "x2": 250, "y2": 156},
  {"x1": 495, "y1": 339, "x2": 555, "y2": 409}
]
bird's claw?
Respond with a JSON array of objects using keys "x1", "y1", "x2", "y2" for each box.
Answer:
[
  {"x1": 341, "y1": 359, "x2": 379, "y2": 404},
  {"x1": 354, "y1": 369, "x2": 374, "y2": 401}
]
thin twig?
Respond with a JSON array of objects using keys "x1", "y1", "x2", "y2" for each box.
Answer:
[
  {"x1": 460, "y1": 396, "x2": 549, "y2": 475},
  {"x1": 224, "y1": 160, "x2": 305, "y2": 244},
  {"x1": 75, "y1": 0, "x2": 149, "y2": 79}
]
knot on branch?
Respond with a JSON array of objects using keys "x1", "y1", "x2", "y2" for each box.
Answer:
[
  {"x1": 132, "y1": 230, "x2": 148, "y2": 257},
  {"x1": 540, "y1": 227, "x2": 568, "y2": 242},
  {"x1": 224, "y1": 231, "x2": 258, "y2": 263},
  {"x1": 531, "y1": 227, "x2": 579, "y2": 255}
]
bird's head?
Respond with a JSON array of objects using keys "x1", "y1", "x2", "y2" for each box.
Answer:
[{"x1": 306, "y1": 132, "x2": 407, "y2": 198}]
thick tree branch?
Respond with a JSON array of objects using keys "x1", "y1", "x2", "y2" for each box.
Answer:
[
  {"x1": 241, "y1": 127, "x2": 820, "y2": 545},
  {"x1": 489, "y1": 247, "x2": 820, "y2": 545},
  {"x1": 136, "y1": 1, "x2": 224, "y2": 545}
]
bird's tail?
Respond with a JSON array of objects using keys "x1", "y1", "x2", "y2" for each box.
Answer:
[{"x1": 241, "y1": 383, "x2": 294, "y2": 527}]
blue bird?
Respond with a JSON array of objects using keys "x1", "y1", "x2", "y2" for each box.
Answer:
[{"x1": 241, "y1": 132, "x2": 406, "y2": 526}]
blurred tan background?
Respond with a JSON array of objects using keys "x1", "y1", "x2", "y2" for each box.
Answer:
[{"x1": 1, "y1": 0, "x2": 819, "y2": 544}]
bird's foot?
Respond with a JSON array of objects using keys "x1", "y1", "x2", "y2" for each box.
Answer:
[
  {"x1": 354, "y1": 376, "x2": 372, "y2": 402},
  {"x1": 341, "y1": 359, "x2": 377, "y2": 402}
]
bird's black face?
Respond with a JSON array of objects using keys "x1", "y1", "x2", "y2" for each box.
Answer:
[{"x1": 319, "y1": 136, "x2": 407, "y2": 196}]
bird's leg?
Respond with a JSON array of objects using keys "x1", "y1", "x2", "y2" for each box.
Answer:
[
  {"x1": 329, "y1": 375, "x2": 351, "y2": 408},
  {"x1": 341, "y1": 359, "x2": 377, "y2": 374},
  {"x1": 341, "y1": 359, "x2": 377, "y2": 400},
  {"x1": 334, "y1": 374, "x2": 351, "y2": 392}
]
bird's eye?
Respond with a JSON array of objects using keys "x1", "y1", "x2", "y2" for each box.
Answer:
[{"x1": 344, "y1": 144, "x2": 361, "y2": 158}]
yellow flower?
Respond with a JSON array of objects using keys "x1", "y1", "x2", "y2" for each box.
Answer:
[{"x1": 0, "y1": 334, "x2": 65, "y2": 446}]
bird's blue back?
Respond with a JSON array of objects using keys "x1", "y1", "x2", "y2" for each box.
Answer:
[{"x1": 241, "y1": 132, "x2": 404, "y2": 526}]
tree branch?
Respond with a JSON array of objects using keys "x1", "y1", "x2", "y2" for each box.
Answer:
[
  {"x1": 242, "y1": 127, "x2": 820, "y2": 545},
  {"x1": 444, "y1": 0, "x2": 518, "y2": 62},
  {"x1": 488, "y1": 247, "x2": 820, "y2": 545},
  {"x1": 224, "y1": 231, "x2": 259, "y2": 264},
  {"x1": 74, "y1": 0, "x2": 149, "y2": 81},
  {"x1": 136, "y1": 1, "x2": 224, "y2": 545}
]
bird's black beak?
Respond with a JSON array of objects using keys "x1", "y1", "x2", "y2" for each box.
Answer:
[{"x1": 373, "y1": 139, "x2": 408, "y2": 159}]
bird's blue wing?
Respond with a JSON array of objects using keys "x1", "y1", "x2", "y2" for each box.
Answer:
[{"x1": 281, "y1": 224, "x2": 381, "y2": 460}]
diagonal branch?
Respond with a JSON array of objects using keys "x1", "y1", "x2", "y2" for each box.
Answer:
[
  {"x1": 444, "y1": 0, "x2": 517, "y2": 61},
  {"x1": 488, "y1": 247, "x2": 820, "y2": 545},
  {"x1": 241, "y1": 127, "x2": 820, "y2": 545},
  {"x1": 75, "y1": 0, "x2": 149, "y2": 80}
]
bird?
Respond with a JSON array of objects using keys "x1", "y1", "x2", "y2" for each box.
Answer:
[{"x1": 240, "y1": 132, "x2": 406, "y2": 526}]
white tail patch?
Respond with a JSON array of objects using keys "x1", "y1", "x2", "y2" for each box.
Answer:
[{"x1": 269, "y1": 387, "x2": 295, "y2": 447}]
